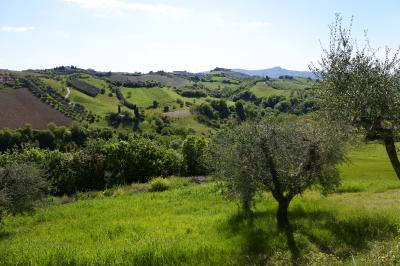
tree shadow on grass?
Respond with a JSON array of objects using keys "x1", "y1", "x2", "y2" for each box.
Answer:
[
  {"x1": 290, "y1": 206, "x2": 398, "y2": 252},
  {"x1": 0, "y1": 230, "x2": 11, "y2": 241},
  {"x1": 222, "y1": 211, "x2": 279, "y2": 264},
  {"x1": 222, "y1": 208, "x2": 399, "y2": 265}
]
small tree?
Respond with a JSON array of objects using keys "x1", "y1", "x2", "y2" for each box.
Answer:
[
  {"x1": 0, "y1": 163, "x2": 49, "y2": 223},
  {"x1": 182, "y1": 135, "x2": 207, "y2": 176},
  {"x1": 210, "y1": 119, "x2": 346, "y2": 229},
  {"x1": 311, "y1": 15, "x2": 400, "y2": 179}
]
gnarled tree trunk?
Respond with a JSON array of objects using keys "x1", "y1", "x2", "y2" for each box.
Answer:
[
  {"x1": 277, "y1": 199, "x2": 290, "y2": 229},
  {"x1": 384, "y1": 134, "x2": 400, "y2": 180}
]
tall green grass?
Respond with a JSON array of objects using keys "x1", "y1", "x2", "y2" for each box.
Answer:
[{"x1": 1, "y1": 143, "x2": 400, "y2": 265}]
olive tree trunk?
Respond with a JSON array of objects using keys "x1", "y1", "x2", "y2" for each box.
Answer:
[
  {"x1": 384, "y1": 135, "x2": 400, "y2": 180},
  {"x1": 277, "y1": 199, "x2": 290, "y2": 230}
]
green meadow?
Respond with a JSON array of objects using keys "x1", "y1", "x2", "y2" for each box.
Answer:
[
  {"x1": 1, "y1": 143, "x2": 400, "y2": 265},
  {"x1": 69, "y1": 89, "x2": 120, "y2": 116},
  {"x1": 120, "y1": 87, "x2": 188, "y2": 108},
  {"x1": 250, "y1": 81, "x2": 290, "y2": 98}
]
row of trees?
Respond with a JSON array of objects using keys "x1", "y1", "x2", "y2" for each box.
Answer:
[
  {"x1": 67, "y1": 78, "x2": 100, "y2": 97},
  {"x1": 0, "y1": 135, "x2": 208, "y2": 196},
  {"x1": 0, "y1": 124, "x2": 121, "y2": 152},
  {"x1": 111, "y1": 80, "x2": 161, "y2": 88}
]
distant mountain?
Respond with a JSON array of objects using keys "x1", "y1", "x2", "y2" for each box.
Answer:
[{"x1": 232, "y1": 67, "x2": 317, "y2": 79}]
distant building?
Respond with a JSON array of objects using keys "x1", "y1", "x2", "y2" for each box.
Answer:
[{"x1": 0, "y1": 76, "x2": 14, "y2": 83}]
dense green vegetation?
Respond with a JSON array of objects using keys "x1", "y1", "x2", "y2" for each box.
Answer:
[{"x1": 1, "y1": 144, "x2": 400, "y2": 265}]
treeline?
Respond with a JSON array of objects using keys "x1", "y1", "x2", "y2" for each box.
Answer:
[
  {"x1": 260, "y1": 94, "x2": 318, "y2": 115},
  {"x1": 111, "y1": 80, "x2": 161, "y2": 88},
  {"x1": 0, "y1": 134, "x2": 207, "y2": 195},
  {"x1": 67, "y1": 78, "x2": 100, "y2": 97},
  {"x1": 177, "y1": 88, "x2": 207, "y2": 98},
  {"x1": 0, "y1": 124, "x2": 121, "y2": 152}
]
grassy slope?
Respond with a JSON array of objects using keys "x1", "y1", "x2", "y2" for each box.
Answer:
[
  {"x1": 69, "y1": 89, "x2": 120, "y2": 117},
  {"x1": 109, "y1": 73, "x2": 191, "y2": 88},
  {"x1": 40, "y1": 78, "x2": 67, "y2": 95},
  {"x1": 1, "y1": 143, "x2": 400, "y2": 265},
  {"x1": 199, "y1": 81, "x2": 238, "y2": 90},
  {"x1": 250, "y1": 81, "x2": 290, "y2": 98},
  {"x1": 270, "y1": 77, "x2": 314, "y2": 90},
  {"x1": 120, "y1": 87, "x2": 189, "y2": 108},
  {"x1": 120, "y1": 87, "x2": 226, "y2": 109}
]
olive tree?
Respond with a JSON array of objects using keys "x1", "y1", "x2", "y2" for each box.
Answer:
[
  {"x1": 210, "y1": 119, "x2": 346, "y2": 229},
  {"x1": 0, "y1": 163, "x2": 49, "y2": 223},
  {"x1": 311, "y1": 15, "x2": 400, "y2": 179}
]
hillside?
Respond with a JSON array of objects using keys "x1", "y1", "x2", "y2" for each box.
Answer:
[
  {"x1": 0, "y1": 67, "x2": 317, "y2": 134},
  {"x1": 0, "y1": 88, "x2": 72, "y2": 129}
]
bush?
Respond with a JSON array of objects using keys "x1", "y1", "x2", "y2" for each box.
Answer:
[
  {"x1": 182, "y1": 135, "x2": 208, "y2": 176},
  {"x1": 149, "y1": 177, "x2": 170, "y2": 192},
  {"x1": 0, "y1": 137, "x2": 183, "y2": 195},
  {"x1": 0, "y1": 163, "x2": 49, "y2": 221}
]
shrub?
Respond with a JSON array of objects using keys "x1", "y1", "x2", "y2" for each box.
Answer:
[
  {"x1": 150, "y1": 177, "x2": 170, "y2": 192},
  {"x1": 182, "y1": 135, "x2": 208, "y2": 176},
  {"x1": 0, "y1": 163, "x2": 49, "y2": 221}
]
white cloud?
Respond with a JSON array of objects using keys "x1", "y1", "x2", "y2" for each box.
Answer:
[
  {"x1": 1, "y1": 26, "x2": 34, "y2": 32},
  {"x1": 64, "y1": 0, "x2": 183, "y2": 14}
]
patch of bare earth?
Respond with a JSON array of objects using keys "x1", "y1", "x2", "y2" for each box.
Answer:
[
  {"x1": 163, "y1": 109, "x2": 191, "y2": 118},
  {"x1": 0, "y1": 88, "x2": 73, "y2": 129}
]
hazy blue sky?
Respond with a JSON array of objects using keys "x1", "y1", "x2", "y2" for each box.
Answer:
[{"x1": 1, "y1": 0, "x2": 399, "y2": 72}]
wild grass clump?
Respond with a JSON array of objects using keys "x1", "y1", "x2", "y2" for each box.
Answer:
[{"x1": 150, "y1": 177, "x2": 170, "y2": 192}]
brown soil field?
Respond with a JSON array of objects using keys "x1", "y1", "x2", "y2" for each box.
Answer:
[{"x1": 0, "y1": 88, "x2": 73, "y2": 129}]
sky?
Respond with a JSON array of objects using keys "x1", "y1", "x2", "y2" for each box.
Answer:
[{"x1": 0, "y1": 0, "x2": 399, "y2": 73}]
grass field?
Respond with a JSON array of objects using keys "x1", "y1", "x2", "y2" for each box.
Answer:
[
  {"x1": 120, "y1": 87, "x2": 188, "y2": 108},
  {"x1": 69, "y1": 89, "x2": 120, "y2": 117},
  {"x1": 250, "y1": 82, "x2": 290, "y2": 98},
  {"x1": 120, "y1": 87, "x2": 222, "y2": 109},
  {"x1": 199, "y1": 81, "x2": 239, "y2": 90},
  {"x1": 269, "y1": 77, "x2": 314, "y2": 91},
  {"x1": 40, "y1": 77, "x2": 67, "y2": 95},
  {"x1": 78, "y1": 75, "x2": 109, "y2": 89},
  {"x1": 1, "y1": 143, "x2": 400, "y2": 265}
]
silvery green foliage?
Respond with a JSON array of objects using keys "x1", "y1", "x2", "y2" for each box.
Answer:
[
  {"x1": 311, "y1": 14, "x2": 400, "y2": 140},
  {"x1": 210, "y1": 118, "x2": 347, "y2": 213},
  {"x1": 0, "y1": 163, "x2": 48, "y2": 221}
]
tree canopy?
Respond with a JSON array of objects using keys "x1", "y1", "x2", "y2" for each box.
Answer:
[
  {"x1": 311, "y1": 15, "x2": 400, "y2": 179},
  {"x1": 210, "y1": 118, "x2": 347, "y2": 228}
]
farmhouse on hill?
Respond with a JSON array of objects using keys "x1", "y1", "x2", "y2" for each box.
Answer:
[{"x1": 0, "y1": 75, "x2": 14, "y2": 82}]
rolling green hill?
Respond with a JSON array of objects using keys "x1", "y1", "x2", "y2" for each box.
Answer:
[{"x1": 0, "y1": 68, "x2": 318, "y2": 134}]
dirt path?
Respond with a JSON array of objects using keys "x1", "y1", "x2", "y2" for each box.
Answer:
[
  {"x1": 162, "y1": 109, "x2": 191, "y2": 118},
  {"x1": 65, "y1": 87, "x2": 71, "y2": 99}
]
